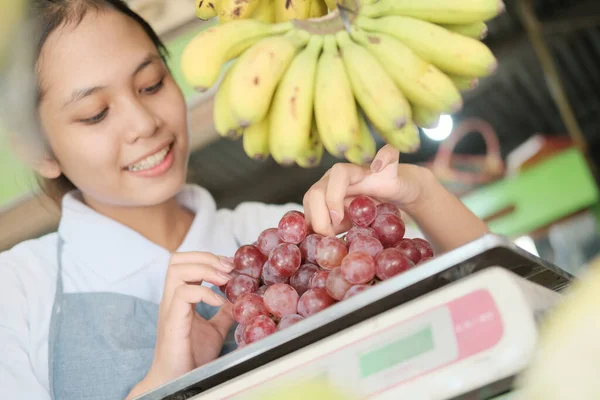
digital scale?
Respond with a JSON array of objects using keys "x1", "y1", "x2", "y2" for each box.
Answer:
[{"x1": 136, "y1": 234, "x2": 572, "y2": 400}]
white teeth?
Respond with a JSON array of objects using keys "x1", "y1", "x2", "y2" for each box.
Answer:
[{"x1": 128, "y1": 145, "x2": 170, "y2": 171}]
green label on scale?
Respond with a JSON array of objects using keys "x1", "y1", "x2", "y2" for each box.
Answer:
[{"x1": 359, "y1": 326, "x2": 435, "y2": 378}]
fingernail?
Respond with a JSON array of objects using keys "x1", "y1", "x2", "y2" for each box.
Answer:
[
  {"x1": 219, "y1": 257, "x2": 235, "y2": 271},
  {"x1": 214, "y1": 292, "x2": 225, "y2": 305},
  {"x1": 371, "y1": 160, "x2": 382, "y2": 173},
  {"x1": 330, "y1": 210, "x2": 342, "y2": 226},
  {"x1": 217, "y1": 270, "x2": 233, "y2": 281}
]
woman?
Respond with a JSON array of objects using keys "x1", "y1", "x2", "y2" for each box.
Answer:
[{"x1": 0, "y1": 1, "x2": 489, "y2": 399}]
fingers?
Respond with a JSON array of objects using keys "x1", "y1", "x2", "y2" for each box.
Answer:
[
  {"x1": 325, "y1": 163, "x2": 367, "y2": 223},
  {"x1": 165, "y1": 285, "x2": 227, "y2": 334},
  {"x1": 370, "y1": 144, "x2": 400, "y2": 173},
  {"x1": 170, "y1": 252, "x2": 235, "y2": 272},
  {"x1": 303, "y1": 183, "x2": 334, "y2": 237},
  {"x1": 209, "y1": 302, "x2": 235, "y2": 339}
]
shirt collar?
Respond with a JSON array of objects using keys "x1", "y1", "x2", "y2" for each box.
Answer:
[{"x1": 58, "y1": 184, "x2": 217, "y2": 281}]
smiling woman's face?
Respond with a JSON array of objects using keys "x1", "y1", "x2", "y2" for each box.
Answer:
[{"x1": 37, "y1": 8, "x2": 189, "y2": 208}]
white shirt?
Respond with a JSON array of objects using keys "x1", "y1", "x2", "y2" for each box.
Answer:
[{"x1": 0, "y1": 184, "x2": 421, "y2": 398}]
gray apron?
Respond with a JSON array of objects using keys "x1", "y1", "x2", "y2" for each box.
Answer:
[{"x1": 48, "y1": 237, "x2": 237, "y2": 400}]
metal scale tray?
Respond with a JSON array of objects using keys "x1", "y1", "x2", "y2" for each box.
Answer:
[{"x1": 136, "y1": 234, "x2": 572, "y2": 400}]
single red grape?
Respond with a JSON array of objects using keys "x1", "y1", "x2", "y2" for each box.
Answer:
[
  {"x1": 232, "y1": 293, "x2": 269, "y2": 325},
  {"x1": 244, "y1": 315, "x2": 277, "y2": 344},
  {"x1": 268, "y1": 243, "x2": 302, "y2": 277},
  {"x1": 343, "y1": 284, "x2": 372, "y2": 300},
  {"x1": 263, "y1": 283, "x2": 300, "y2": 318},
  {"x1": 256, "y1": 228, "x2": 282, "y2": 256},
  {"x1": 371, "y1": 214, "x2": 406, "y2": 247},
  {"x1": 396, "y1": 239, "x2": 421, "y2": 264},
  {"x1": 349, "y1": 235, "x2": 384, "y2": 258},
  {"x1": 347, "y1": 195, "x2": 377, "y2": 227},
  {"x1": 316, "y1": 237, "x2": 348, "y2": 270},
  {"x1": 290, "y1": 263, "x2": 319, "y2": 296},
  {"x1": 261, "y1": 261, "x2": 289, "y2": 286},
  {"x1": 325, "y1": 267, "x2": 354, "y2": 300},
  {"x1": 297, "y1": 288, "x2": 336, "y2": 318},
  {"x1": 277, "y1": 314, "x2": 304, "y2": 330},
  {"x1": 278, "y1": 210, "x2": 309, "y2": 244},
  {"x1": 375, "y1": 248, "x2": 415, "y2": 280},
  {"x1": 225, "y1": 274, "x2": 259, "y2": 303},
  {"x1": 309, "y1": 270, "x2": 330, "y2": 289},
  {"x1": 376, "y1": 202, "x2": 401, "y2": 218},
  {"x1": 345, "y1": 226, "x2": 378, "y2": 246},
  {"x1": 234, "y1": 245, "x2": 267, "y2": 279},
  {"x1": 234, "y1": 323, "x2": 246, "y2": 345},
  {"x1": 413, "y1": 238, "x2": 434, "y2": 259},
  {"x1": 340, "y1": 252, "x2": 376, "y2": 284},
  {"x1": 299, "y1": 234, "x2": 323, "y2": 264}
]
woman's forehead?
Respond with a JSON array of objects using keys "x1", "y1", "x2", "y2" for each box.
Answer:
[{"x1": 38, "y1": 9, "x2": 158, "y2": 102}]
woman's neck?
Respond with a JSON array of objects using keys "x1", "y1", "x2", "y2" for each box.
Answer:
[{"x1": 83, "y1": 195, "x2": 195, "y2": 252}]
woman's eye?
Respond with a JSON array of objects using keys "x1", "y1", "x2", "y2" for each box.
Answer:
[
  {"x1": 141, "y1": 78, "x2": 164, "y2": 95},
  {"x1": 80, "y1": 108, "x2": 108, "y2": 125}
]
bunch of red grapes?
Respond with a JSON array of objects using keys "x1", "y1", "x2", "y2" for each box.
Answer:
[{"x1": 221, "y1": 196, "x2": 434, "y2": 348}]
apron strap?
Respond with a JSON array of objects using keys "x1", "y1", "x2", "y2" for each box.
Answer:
[{"x1": 48, "y1": 236, "x2": 65, "y2": 400}]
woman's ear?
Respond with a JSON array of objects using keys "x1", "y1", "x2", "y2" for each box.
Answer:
[
  {"x1": 36, "y1": 153, "x2": 61, "y2": 179},
  {"x1": 8, "y1": 131, "x2": 61, "y2": 179}
]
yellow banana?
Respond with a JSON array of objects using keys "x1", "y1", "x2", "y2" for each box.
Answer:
[
  {"x1": 360, "y1": 0, "x2": 504, "y2": 24},
  {"x1": 250, "y1": 0, "x2": 276, "y2": 23},
  {"x1": 296, "y1": 119, "x2": 325, "y2": 168},
  {"x1": 229, "y1": 29, "x2": 311, "y2": 127},
  {"x1": 269, "y1": 36, "x2": 323, "y2": 165},
  {"x1": 218, "y1": 0, "x2": 261, "y2": 22},
  {"x1": 314, "y1": 35, "x2": 359, "y2": 157},
  {"x1": 345, "y1": 111, "x2": 377, "y2": 165},
  {"x1": 275, "y1": 0, "x2": 310, "y2": 22},
  {"x1": 441, "y1": 22, "x2": 488, "y2": 40},
  {"x1": 196, "y1": 0, "x2": 218, "y2": 20},
  {"x1": 356, "y1": 16, "x2": 497, "y2": 77},
  {"x1": 336, "y1": 31, "x2": 411, "y2": 134},
  {"x1": 309, "y1": 0, "x2": 328, "y2": 17},
  {"x1": 449, "y1": 74, "x2": 479, "y2": 91},
  {"x1": 180, "y1": 20, "x2": 293, "y2": 91},
  {"x1": 213, "y1": 67, "x2": 244, "y2": 139},
  {"x1": 243, "y1": 117, "x2": 270, "y2": 160},
  {"x1": 351, "y1": 29, "x2": 462, "y2": 114},
  {"x1": 323, "y1": 0, "x2": 337, "y2": 11},
  {"x1": 381, "y1": 123, "x2": 421, "y2": 154},
  {"x1": 412, "y1": 105, "x2": 441, "y2": 129}
]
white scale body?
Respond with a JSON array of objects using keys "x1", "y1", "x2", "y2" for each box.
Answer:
[{"x1": 196, "y1": 267, "x2": 560, "y2": 400}]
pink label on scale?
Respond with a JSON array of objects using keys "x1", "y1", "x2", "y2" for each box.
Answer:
[{"x1": 449, "y1": 289, "x2": 504, "y2": 360}]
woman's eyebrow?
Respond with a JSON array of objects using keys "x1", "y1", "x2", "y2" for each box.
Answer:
[{"x1": 61, "y1": 54, "x2": 162, "y2": 109}]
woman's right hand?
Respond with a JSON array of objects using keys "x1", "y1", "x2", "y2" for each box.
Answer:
[{"x1": 126, "y1": 252, "x2": 235, "y2": 399}]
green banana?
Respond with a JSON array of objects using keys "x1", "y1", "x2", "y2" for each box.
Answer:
[
  {"x1": 243, "y1": 118, "x2": 270, "y2": 160},
  {"x1": 360, "y1": 0, "x2": 504, "y2": 24},
  {"x1": 356, "y1": 16, "x2": 497, "y2": 77},
  {"x1": 269, "y1": 35, "x2": 323, "y2": 165},
  {"x1": 351, "y1": 30, "x2": 462, "y2": 114},
  {"x1": 345, "y1": 111, "x2": 377, "y2": 165},
  {"x1": 412, "y1": 105, "x2": 441, "y2": 129},
  {"x1": 196, "y1": 0, "x2": 218, "y2": 20},
  {"x1": 296, "y1": 119, "x2": 325, "y2": 168},
  {"x1": 229, "y1": 29, "x2": 311, "y2": 127},
  {"x1": 381, "y1": 123, "x2": 421, "y2": 154},
  {"x1": 336, "y1": 31, "x2": 411, "y2": 134},
  {"x1": 449, "y1": 74, "x2": 479, "y2": 91},
  {"x1": 213, "y1": 67, "x2": 244, "y2": 139},
  {"x1": 180, "y1": 20, "x2": 292, "y2": 91},
  {"x1": 441, "y1": 22, "x2": 488, "y2": 40},
  {"x1": 314, "y1": 35, "x2": 359, "y2": 158}
]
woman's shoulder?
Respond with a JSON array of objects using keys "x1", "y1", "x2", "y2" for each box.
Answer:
[{"x1": 0, "y1": 232, "x2": 60, "y2": 291}]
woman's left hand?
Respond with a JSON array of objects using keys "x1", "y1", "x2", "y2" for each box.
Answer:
[{"x1": 303, "y1": 145, "x2": 429, "y2": 237}]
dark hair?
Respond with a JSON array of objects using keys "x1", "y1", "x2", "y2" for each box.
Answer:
[{"x1": 32, "y1": 0, "x2": 170, "y2": 205}]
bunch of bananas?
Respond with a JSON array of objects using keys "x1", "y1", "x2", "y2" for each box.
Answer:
[
  {"x1": 182, "y1": 0, "x2": 504, "y2": 167},
  {"x1": 196, "y1": 0, "x2": 329, "y2": 24}
]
